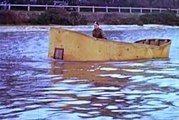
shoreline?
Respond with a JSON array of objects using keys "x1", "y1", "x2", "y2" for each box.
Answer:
[{"x1": 0, "y1": 24, "x2": 178, "y2": 33}]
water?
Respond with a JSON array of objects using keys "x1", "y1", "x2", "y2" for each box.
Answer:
[{"x1": 0, "y1": 25, "x2": 179, "y2": 120}]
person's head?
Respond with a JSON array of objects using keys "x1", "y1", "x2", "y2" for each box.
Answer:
[{"x1": 94, "y1": 21, "x2": 99, "y2": 29}]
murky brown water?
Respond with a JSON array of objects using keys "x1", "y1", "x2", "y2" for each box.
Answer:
[{"x1": 0, "y1": 25, "x2": 179, "y2": 120}]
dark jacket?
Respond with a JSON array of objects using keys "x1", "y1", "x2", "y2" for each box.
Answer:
[{"x1": 92, "y1": 28, "x2": 106, "y2": 39}]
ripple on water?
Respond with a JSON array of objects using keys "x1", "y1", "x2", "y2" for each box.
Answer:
[
  {"x1": 99, "y1": 74, "x2": 130, "y2": 79},
  {"x1": 106, "y1": 105, "x2": 118, "y2": 110}
]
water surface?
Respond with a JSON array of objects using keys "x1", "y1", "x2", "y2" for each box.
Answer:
[{"x1": 0, "y1": 25, "x2": 179, "y2": 120}]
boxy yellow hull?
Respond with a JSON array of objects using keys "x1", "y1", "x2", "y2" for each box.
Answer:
[{"x1": 48, "y1": 28, "x2": 171, "y2": 61}]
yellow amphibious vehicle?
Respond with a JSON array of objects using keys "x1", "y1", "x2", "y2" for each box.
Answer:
[{"x1": 48, "y1": 28, "x2": 171, "y2": 61}]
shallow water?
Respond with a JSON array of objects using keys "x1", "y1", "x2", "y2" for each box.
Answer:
[{"x1": 0, "y1": 25, "x2": 179, "y2": 120}]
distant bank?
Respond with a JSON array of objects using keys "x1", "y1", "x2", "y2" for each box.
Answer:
[{"x1": 0, "y1": 9, "x2": 179, "y2": 26}]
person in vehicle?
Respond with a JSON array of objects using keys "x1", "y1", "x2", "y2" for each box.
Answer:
[{"x1": 92, "y1": 21, "x2": 106, "y2": 39}]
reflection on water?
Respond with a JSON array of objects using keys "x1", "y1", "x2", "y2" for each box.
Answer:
[{"x1": 0, "y1": 25, "x2": 179, "y2": 120}]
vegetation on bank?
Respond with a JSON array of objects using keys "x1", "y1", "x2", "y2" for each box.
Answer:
[
  {"x1": 0, "y1": 9, "x2": 88, "y2": 25},
  {"x1": 0, "y1": 9, "x2": 179, "y2": 26},
  {"x1": 0, "y1": 10, "x2": 27, "y2": 24},
  {"x1": 103, "y1": 13, "x2": 139, "y2": 25},
  {"x1": 103, "y1": 12, "x2": 179, "y2": 26},
  {"x1": 138, "y1": 12, "x2": 179, "y2": 26},
  {"x1": 31, "y1": 9, "x2": 87, "y2": 25}
]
